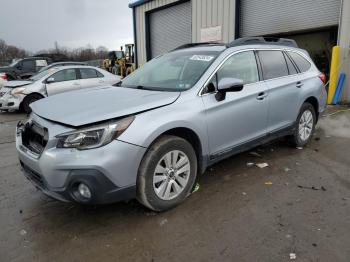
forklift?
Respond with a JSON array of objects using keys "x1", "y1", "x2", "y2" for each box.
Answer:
[{"x1": 105, "y1": 44, "x2": 135, "y2": 78}]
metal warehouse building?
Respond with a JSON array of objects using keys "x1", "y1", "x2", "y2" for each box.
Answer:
[{"x1": 129, "y1": 0, "x2": 350, "y2": 102}]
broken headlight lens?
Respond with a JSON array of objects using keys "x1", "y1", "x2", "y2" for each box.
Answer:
[
  {"x1": 11, "y1": 87, "x2": 26, "y2": 97},
  {"x1": 56, "y1": 116, "x2": 135, "y2": 150}
]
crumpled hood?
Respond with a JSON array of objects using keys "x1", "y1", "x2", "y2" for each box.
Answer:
[
  {"x1": 31, "y1": 86, "x2": 180, "y2": 127},
  {"x1": 4, "y1": 80, "x2": 33, "y2": 88},
  {"x1": 0, "y1": 66, "x2": 10, "y2": 72}
]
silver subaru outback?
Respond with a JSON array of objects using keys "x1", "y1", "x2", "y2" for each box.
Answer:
[{"x1": 16, "y1": 37, "x2": 327, "y2": 211}]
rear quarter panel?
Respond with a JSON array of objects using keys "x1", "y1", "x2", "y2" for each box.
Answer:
[{"x1": 298, "y1": 71, "x2": 326, "y2": 114}]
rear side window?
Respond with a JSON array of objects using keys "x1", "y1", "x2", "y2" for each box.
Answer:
[
  {"x1": 80, "y1": 68, "x2": 100, "y2": 79},
  {"x1": 258, "y1": 51, "x2": 289, "y2": 80},
  {"x1": 284, "y1": 53, "x2": 298, "y2": 75},
  {"x1": 217, "y1": 51, "x2": 259, "y2": 85},
  {"x1": 288, "y1": 52, "x2": 311, "y2": 73},
  {"x1": 50, "y1": 69, "x2": 77, "y2": 82},
  {"x1": 96, "y1": 70, "x2": 104, "y2": 77}
]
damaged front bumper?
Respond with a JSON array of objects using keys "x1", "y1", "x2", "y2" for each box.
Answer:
[
  {"x1": 0, "y1": 89, "x2": 24, "y2": 110},
  {"x1": 16, "y1": 115, "x2": 147, "y2": 204}
]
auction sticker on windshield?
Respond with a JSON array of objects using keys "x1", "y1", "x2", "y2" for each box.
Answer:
[{"x1": 190, "y1": 55, "x2": 214, "y2": 62}]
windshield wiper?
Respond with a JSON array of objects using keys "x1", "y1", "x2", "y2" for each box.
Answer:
[
  {"x1": 127, "y1": 85, "x2": 155, "y2": 90},
  {"x1": 122, "y1": 84, "x2": 166, "y2": 91},
  {"x1": 113, "y1": 81, "x2": 122, "y2": 87},
  {"x1": 136, "y1": 85, "x2": 148, "y2": 90}
]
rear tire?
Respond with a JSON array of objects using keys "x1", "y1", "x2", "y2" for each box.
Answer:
[
  {"x1": 21, "y1": 94, "x2": 43, "y2": 114},
  {"x1": 126, "y1": 67, "x2": 132, "y2": 76},
  {"x1": 112, "y1": 65, "x2": 120, "y2": 76},
  {"x1": 137, "y1": 135, "x2": 197, "y2": 212},
  {"x1": 287, "y1": 102, "x2": 316, "y2": 147}
]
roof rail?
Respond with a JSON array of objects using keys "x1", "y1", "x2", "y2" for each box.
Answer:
[
  {"x1": 174, "y1": 42, "x2": 225, "y2": 50},
  {"x1": 227, "y1": 37, "x2": 298, "y2": 48}
]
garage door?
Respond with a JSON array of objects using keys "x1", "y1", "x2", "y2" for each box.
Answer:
[
  {"x1": 240, "y1": 0, "x2": 341, "y2": 37},
  {"x1": 149, "y1": 1, "x2": 192, "y2": 59}
]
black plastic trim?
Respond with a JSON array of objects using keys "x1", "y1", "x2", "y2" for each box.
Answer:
[
  {"x1": 235, "y1": 0, "x2": 241, "y2": 39},
  {"x1": 21, "y1": 166, "x2": 136, "y2": 204},
  {"x1": 209, "y1": 124, "x2": 295, "y2": 162},
  {"x1": 254, "y1": 50, "x2": 263, "y2": 81},
  {"x1": 132, "y1": 7, "x2": 139, "y2": 68}
]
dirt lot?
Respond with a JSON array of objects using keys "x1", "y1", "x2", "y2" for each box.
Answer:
[{"x1": 1, "y1": 107, "x2": 350, "y2": 262}]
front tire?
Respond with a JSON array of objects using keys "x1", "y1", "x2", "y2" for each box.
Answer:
[
  {"x1": 137, "y1": 135, "x2": 197, "y2": 212},
  {"x1": 288, "y1": 102, "x2": 316, "y2": 147},
  {"x1": 21, "y1": 94, "x2": 43, "y2": 114}
]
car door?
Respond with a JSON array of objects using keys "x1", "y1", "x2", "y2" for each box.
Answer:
[
  {"x1": 46, "y1": 68, "x2": 80, "y2": 96},
  {"x1": 257, "y1": 50, "x2": 301, "y2": 133},
  {"x1": 201, "y1": 51, "x2": 269, "y2": 158},
  {"x1": 78, "y1": 68, "x2": 105, "y2": 89}
]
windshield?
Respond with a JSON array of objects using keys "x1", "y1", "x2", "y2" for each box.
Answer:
[
  {"x1": 121, "y1": 50, "x2": 220, "y2": 91},
  {"x1": 9, "y1": 60, "x2": 19, "y2": 67},
  {"x1": 29, "y1": 68, "x2": 58, "y2": 81},
  {"x1": 38, "y1": 65, "x2": 51, "y2": 73}
]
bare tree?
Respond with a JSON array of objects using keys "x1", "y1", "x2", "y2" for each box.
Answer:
[
  {"x1": 0, "y1": 38, "x2": 113, "y2": 63},
  {"x1": 0, "y1": 39, "x2": 28, "y2": 63}
]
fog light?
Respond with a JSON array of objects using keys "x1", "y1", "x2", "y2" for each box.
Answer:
[{"x1": 78, "y1": 183, "x2": 91, "y2": 199}]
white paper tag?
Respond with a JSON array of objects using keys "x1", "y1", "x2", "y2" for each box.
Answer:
[
  {"x1": 190, "y1": 55, "x2": 214, "y2": 62},
  {"x1": 36, "y1": 60, "x2": 48, "y2": 67}
]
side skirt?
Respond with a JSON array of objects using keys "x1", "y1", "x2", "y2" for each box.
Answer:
[{"x1": 208, "y1": 124, "x2": 295, "y2": 165}]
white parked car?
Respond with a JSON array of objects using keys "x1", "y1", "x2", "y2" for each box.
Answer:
[{"x1": 0, "y1": 66, "x2": 121, "y2": 113}]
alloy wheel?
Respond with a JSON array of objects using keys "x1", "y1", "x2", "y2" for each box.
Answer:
[
  {"x1": 153, "y1": 150, "x2": 191, "y2": 200},
  {"x1": 298, "y1": 109, "x2": 313, "y2": 141}
]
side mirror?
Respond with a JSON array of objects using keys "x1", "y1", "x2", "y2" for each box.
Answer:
[
  {"x1": 16, "y1": 65, "x2": 22, "y2": 70},
  {"x1": 216, "y1": 77, "x2": 244, "y2": 101},
  {"x1": 46, "y1": 77, "x2": 55, "y2": 84}
]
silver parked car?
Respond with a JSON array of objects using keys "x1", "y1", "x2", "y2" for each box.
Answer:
[
  {"x1": 16, "y1": 38, "x2": 327, "y2": 211},
  {"x1": 37, "y1": 61, "x2": 87, "y2": 73},
  {"x1": 0, "y1": 65, "x2": 120, "y2": 112}
]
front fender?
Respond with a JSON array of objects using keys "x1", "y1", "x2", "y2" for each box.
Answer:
[
  {"x1": 118, "y1": 97, "x2": 209, "y2": 157},
  {"x1": 23, "y1": 83, "x2": 47, "y2": 96}
]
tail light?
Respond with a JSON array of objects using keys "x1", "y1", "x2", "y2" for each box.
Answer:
[
  {"x1": 319, "y1": 73, "x2": 326, "y2": 84},
  {"x1": 0, "y1": 73, "x2": 7, "y2": 80}
]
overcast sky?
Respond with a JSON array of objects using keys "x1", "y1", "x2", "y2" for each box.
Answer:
[{"x1": 0, "y1": 0, "x2": 134, "y2": 52}]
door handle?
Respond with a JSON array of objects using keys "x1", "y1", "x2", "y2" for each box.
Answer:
[
  {"x1": 256, "y1": 92, "x2": 268, "y2": 100},
  {"x1": 98, "y1": 79, "x2": 104, "y2": 83},
  {"x1": 296, "y1": 81, "x2": 303, "y2": 88},
  {"x1": 73, "y1": 82, "x2": 80, "y2": 86}
]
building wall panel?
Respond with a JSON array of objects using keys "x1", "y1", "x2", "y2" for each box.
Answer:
[
  {"x1": 134, "y1": 0, "x2": 236, "y2": 66},
  {"x1": 240, "y1": 0, "x2": 341, "y2": 37}
]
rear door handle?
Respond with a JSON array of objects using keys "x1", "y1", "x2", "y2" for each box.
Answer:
[
  {"x1": 296, "y1": 81, "x2": 303, "y2": 88},
  {"x1": 73, "y1": 82, "x2": 80, "y2": 86},
  {"x1": 257, "y1": 92, "x2": 268, "y2": 100}
]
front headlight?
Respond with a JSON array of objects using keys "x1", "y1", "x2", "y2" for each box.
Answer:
[
  {"x1": 11, "y1": 87, "x2": 26, "y2": 97},
  {"x1": 56, "y1": 116, "x2": 135, "y2": 150}
]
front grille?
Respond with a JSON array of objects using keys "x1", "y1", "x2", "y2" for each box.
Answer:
[
  {"x1": 20, "y1": 161, "x2": 45, "y2": 189},
  {"x1": 21, "y1": 121, "x2": 48, "y2": 155}
]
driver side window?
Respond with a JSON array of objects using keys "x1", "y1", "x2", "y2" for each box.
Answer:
[{"x1": 217, "y1": 51, "x2": 259, "y2": 85}]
